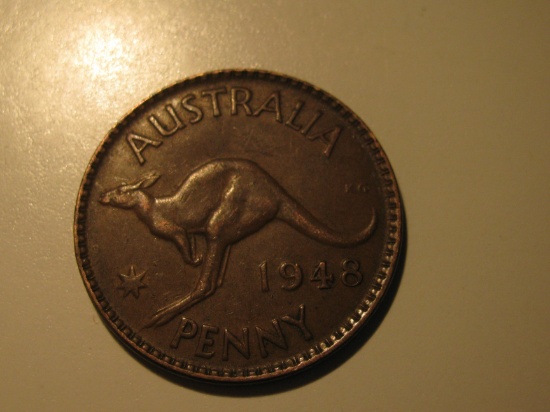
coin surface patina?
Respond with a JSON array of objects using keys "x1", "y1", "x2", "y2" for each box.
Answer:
[{"x1": 74, "y1": 70, "x2": 402, "y2": 382}]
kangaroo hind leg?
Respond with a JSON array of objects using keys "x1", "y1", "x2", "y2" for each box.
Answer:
[
  {"x1": 145, "y1": 241, "x2": 227, "y2": 328},
  {"x1": 216, "y1": 245, "x2": 232, "y2": 288}
]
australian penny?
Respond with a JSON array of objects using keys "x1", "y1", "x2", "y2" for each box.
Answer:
[{"x1": 74, "y1": 70, "x2": 403, "y2": 382}]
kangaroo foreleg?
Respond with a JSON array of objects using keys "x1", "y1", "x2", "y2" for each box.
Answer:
[
  {"x1": 145, "y1": 241, "x2": 227, "y2": 328},
  {"x1": 173, "y1": 231, "x2": 202, "y2": 266}
]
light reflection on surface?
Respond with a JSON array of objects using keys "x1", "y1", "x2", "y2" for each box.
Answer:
[
  {"x1": 67, "y1": 20, "x2": 146, "y2": 112},
  {"x1": 73, "y1": 28, "x2": 127, "y2": 80}
]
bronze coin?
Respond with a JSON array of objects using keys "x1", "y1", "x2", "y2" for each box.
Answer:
[{"x1": 74, "y1": 69, "x2": 403, "y2": 382}]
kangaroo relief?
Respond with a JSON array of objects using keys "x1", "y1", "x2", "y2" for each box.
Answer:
[{"x1": 99, "y1": 159, "x2": 377, "y2": 327}]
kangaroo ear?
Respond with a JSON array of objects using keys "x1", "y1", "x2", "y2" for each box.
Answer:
[{"x1": 139, "y1": 173, "x2": 161, "y2": 188}]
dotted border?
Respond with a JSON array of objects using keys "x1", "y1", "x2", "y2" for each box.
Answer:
[{"x1": 74, "y1": 69, "x2": 402, "y2": 382}]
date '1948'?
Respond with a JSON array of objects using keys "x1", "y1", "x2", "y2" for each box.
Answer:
[{"x1": 259, "y1": 259, "x2": 364, "y2": 292}]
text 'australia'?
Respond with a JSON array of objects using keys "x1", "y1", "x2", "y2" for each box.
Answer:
[{"x1": 126, "y1": 86, "x2": 344, "y2": 164}]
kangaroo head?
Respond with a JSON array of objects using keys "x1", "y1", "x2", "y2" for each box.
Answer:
[{"x1": 99, "y1": 173, "x2": 160, "y2": 209}]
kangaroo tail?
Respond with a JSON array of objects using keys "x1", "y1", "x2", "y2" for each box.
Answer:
[{"x1": 277, "y1": 195, "x2": 377, "y2": 247}]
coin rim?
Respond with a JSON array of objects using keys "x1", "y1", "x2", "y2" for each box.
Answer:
[{"x1": 74, "y1": 69, "x2": 403, "y2": 382}]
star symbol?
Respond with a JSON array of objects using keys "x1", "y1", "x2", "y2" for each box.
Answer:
[{"x1": 118, "y1": 266, "x2": 147, "y2": 298}]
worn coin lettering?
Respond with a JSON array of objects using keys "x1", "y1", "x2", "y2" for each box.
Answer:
[
  {"x1": 125, "y1": 86, "x2": 342, "y2": 164},
  {"x1": 169, "y1": 305, "x2": 311, "y2": 361}
]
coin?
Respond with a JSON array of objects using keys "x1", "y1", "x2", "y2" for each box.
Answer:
[{"x1": 74, "y1": 70, "x2": 403, "y2": 382}]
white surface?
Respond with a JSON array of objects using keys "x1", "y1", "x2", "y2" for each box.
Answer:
[{"x1": 1, "y1": 1, "x2": 548, "y2": 411}]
